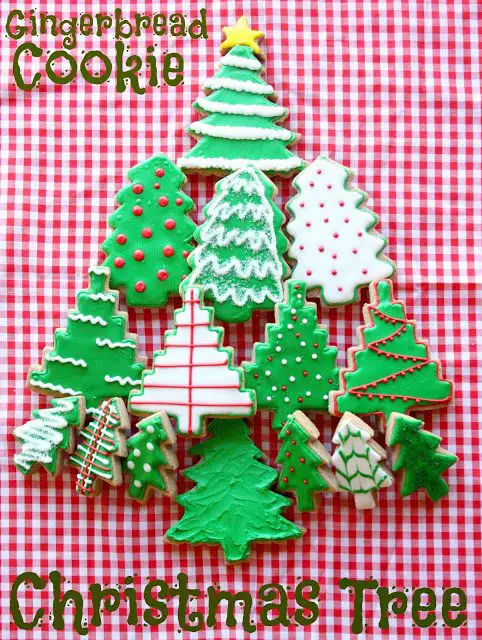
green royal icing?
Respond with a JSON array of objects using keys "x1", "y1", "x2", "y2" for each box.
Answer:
[
  {"x1": 124, "y1": 414, "x2": 175, "y2": 502},
  {"x1": 243, "y1": 281, "x2": 339, "y2": 429},
  {"x1": 388, "y1": 413, "x2": 457, "y2": 501},
  {"x1": 166, "y1": 419, "x2": 302, "y2": 562},
  {"x1": 29, "y1": 267, "x2": 145, "y2": 411},
  {"x1": 178, "y1": 45, "x2": 305, "y2": 175},
  {"x1": 186, "y1": 165, "x2": 289, "y2": 322},
  {"x1": 332, "y1": 280, "x2": 452, "y2": 426},
  {"x1": 102, "y1": 154, "x2": 196, "y2": 307},
  {"x1": 277, "y1": 414, "x2": 331, "y2": 512},
  {"x1": 13, "y1": 396, "x2": 83, "y2": 475}
]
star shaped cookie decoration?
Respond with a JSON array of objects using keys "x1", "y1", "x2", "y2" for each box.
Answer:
[{"x1": 220, "y1": 16, "x2": 264, "y2": 55}]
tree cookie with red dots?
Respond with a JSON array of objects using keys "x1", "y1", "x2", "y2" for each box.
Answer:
[
  {"x1": 102, "y1": 154, "x2": 196, "y2": 307},
  {"x1": 286, "y1": 156, "x2": 395, "y2": 306},
  {"x1": 329, "y1": 280, "x2": 453, "y2": 429},
  {"x1": 276, "y1": 411, "x2": 337, "y2": 512},
  {"x1": 242, "y1": 280, "x2": 338, "y2": 431}
]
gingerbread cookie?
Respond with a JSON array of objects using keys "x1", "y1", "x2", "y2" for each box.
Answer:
[
  {"x1": 102, "y1": 154, "x2": 196, "y2": 307},
  {"x1": 186, "y1": 165, "x2": 289, "y2": 322},
  {"x1": 166, "y1": 418, "x2": 302, "y2": 563},
  {"x1": 124, "y1": 412, "x2": 178, "y2": 503},
  {"x1": 177, "y1": 17, "x2": 304, "y2": 176},
  {"x1": 286, "y1": 156, "x2": 395, "y2": 306},
  {"x1": 243, "y1": 280, "x2": 338, "y2": 431},
  {"x1": 330, "y1": 280, "x2": 453, "y2": 428},
  {"x1": 70, "y1": 397, "x2": 129, "y2": 497},
  {"x1": 28, "y1": 266, "x2": 146, "y2": 412},
  {"x1": 277, "y1": 411, "x2": 337, "y2": 512},
  {"x1": 386, "y1": 413, "x2": 457, "y2": 502},
  {"x1": 13, "y1": 396, "x2": 85, "y2": 476},
  {"x1": 331, "y1": 412, "x2": 393, "y2": 510},
  {"x1": 129, "y1": 285, "x2": 255, "y2": 436}
]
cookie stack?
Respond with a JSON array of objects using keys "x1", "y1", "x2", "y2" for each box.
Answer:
[{"x1": 13, "y1": 17, "x2": 456, "y2": 563}]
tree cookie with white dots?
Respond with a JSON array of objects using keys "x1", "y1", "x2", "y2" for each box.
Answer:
[
  {"x1": 286, "y1": 156, "x2": 395, "y2": 306},
  {"x1": 124, "y1": 412, "x2": 178, "y2": 504}
]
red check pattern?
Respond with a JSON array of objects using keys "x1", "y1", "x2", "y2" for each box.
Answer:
[{"x1": 1, "y1": 1, "x2": 480, "y2": 638}]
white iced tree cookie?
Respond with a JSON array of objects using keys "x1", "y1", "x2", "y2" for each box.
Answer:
[
  {"x1": 286, "y1": 156, "x2": 395, "y2": 306},
  {"x1": 331, "y1": 412, "x2": 393, "y2": 509}
]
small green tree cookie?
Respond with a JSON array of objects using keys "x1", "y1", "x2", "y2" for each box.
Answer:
[
  {"x1": 277, "y1": 411, "x2": 337, "y2": 512},
  {"x1": 166, "y1": 419, "x2": 302, "y2": 562},
  {"x1": 243, "y1": 280, "x2": 339, "y2": 431},
  {"x1": 13, "y1": 396, "x2": 85, "y2": 476},
  {"x1": 186, "y1": 165, "x2": 289, "y2": 322},
  {"x1": 102, "y1": 154, "x2": 196, "y2": 307},
  {"x1": 386, "y1": 413, "x2": 457, "y2": 501},
  {"x1": 124, "y1": 412, "x2": 178, "y2": 503}
]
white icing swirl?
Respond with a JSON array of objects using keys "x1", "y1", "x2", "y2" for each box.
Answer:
[
  {"x1": 177, "y1": 156, "x2": 304, "y2": 172},
  {"x1": 196, "y1": 98, "x2": 286, "y2": 118},
  {"x1": 204, "y1": 78, "x2": 274, "y2": 95},
  {"x1": 45, "y1": 355, "x2": 87, "y2": 368},
  {"x1": 219, "y1": 54, "x2": 262, "y2": 71},
  {"x1": 189, "y1": 122, "x2": 293, "y2": 141},
  {"x1": 104, "y1": 374, "x2": 142, "y2": 386},
  {"x1": 69, "y1": 312, "x2": 108, "y2": 326}
]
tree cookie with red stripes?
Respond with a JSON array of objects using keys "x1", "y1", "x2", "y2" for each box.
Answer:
[
  {"x1": 70, "y1": 397, "x2": 129, "y2": 497},
  {"x1": 329, "y1": 280, "x2": 453, "y2": 429},
  {"x1": 129, "y1": 286, "x2": 256, "y2": 436}
]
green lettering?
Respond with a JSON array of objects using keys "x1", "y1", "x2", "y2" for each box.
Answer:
[
  {"x1": 411, "y1": 587, "x2": 436, "y2": 628},
  {"x1": 188, "y1": 9, "x2": 208, "y2": 39},
  {"x1": 79, "y1": 14, "x2": 93, "y2": 36},
  {"x1": 153, "y1": 14, "x2": 167, "y2": 36},
  {"x1": 339, "y1": 577, "x2": 378, "y2": 634},
  {"x1": 59, "y1": 18, "x2": 78, "y2": 49},
  {"x1": 294, "y1": 579, "x2": 320, "y2": 626},
  {"x1": 124, "y1": 576, "x2": 139, "y2": 625},
  {"x1": 143, "y1": 579, "x2": 169, "y2": 626},
  {"x1": 115, "y1": 42, "x2": 145, "y2": 95},
  {"x1": 80, "y1": 51, "x2": 112, "y2": 85},
  {"x1": 10, "y1": 572, "x2": 46, "y2": 630},
  {"x1": 163, "y1": 53, "x2": 184, "y2": 87},
  {"x1": 170, "y1": 13, "x2": 187, "y2": 37},
  {"x1": 377, "y1": 587, "x2": 408, "y2": 629},
  {"x1": 95, "y1": 14, "x2": 112, "y2": 36},
  {"x1": 170, "y1": 573, "x2": 203, "y2": 632},
  {"x1": 258, "y1": 583, "x2": 289, "y2": 627},
  {"x1": 89, "y1": 583, "x2": 120, "y2": 626},
  {"x1": 115, "y1": 8, "x2": 132, "y2": 39},
  {"x1": 6, "y1": 10, "x2": 27, "y2": 39},
  {"x1": 13, "y1": 43, "x2": 42, "y2": 90},
  {"x1": 442, "y1": 587, "x2": 467, "y2": 628},
  {"x1": 50, "y1": 570, "x2": 88, "y2": 635},
  {"x1": 206, "y1": 587, "x2": 255, "y2": 633},
  {"x1": 46, "y1": 51, "x2": 77, "y2": 85}
]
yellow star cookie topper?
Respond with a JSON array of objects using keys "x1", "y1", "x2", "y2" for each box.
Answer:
[{"x1": 220, "y1": 16, "x2": 264, "y2": 56}]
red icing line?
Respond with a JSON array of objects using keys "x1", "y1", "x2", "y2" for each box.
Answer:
[
  {"x1": 154, "y1": 361, "x2": 228, "y2": 368},
  {"x1": 131, "y1": 401, "x2": 252, "y2": 408},
  {"x1": 143, "y1": 383, "x2": 240, "y2": 389},
  {"x1": 188, "y1": 292, "x2": 194, "y2": 434}
]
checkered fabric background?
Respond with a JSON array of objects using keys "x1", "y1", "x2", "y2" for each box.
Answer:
[{"x1": 1, "y1": 1, "x2": 480, "y2": 638}]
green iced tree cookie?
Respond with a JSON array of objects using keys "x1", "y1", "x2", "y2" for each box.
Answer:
[
  {"x1": 177, "y1": 17, "x2": 304, "y2": 176},
  {"x1": 166, "y1": 419, "x2": 302, "y2": 562},
  {"x1": 277, "y1": 411, "x2": 337, "y2": 512},
  {"x1": 186, "y1": 165, "x2": 289, "y2": 322},
  {"x1": 28, "y1": 266, "x2": 146, "y2": 411},
  {"x1": 387, "y1": 413, "x2": 457, "y2": 501},
  {"x1": 330, "y1": 280, "x2": 453, "y2": 428},
  {"x1": 124, "y1": 412, "x2": 177, "y2": 503},
  {"x1": 243, "y1": 281, "x2": 339, "y2": 430},
  {"x1": 102, "y1": 154, "x2": 196, "y2": 307}
]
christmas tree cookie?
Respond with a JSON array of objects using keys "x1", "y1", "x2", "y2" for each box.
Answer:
[
  {"x1": 187, "y1": 165, "x2": 289, "y2": 322},
  {"x1": 129, "y1": 286, "x2": 255, "y2": 436},
  {"x1": 177, "y1": 17, "x2": 304, "y2": 176},
  {"x1": 28, "y1": 266, "x2": 146, "y2": 412},
  {"x1": 166, "y1": 419, "x2": 303, "y2": 563},
  {"x1": 102, "y1": 154, "x2": 196, "y2": 307},
  {"x1": 286, "y1": 156, "x2": 395, "y2": 306},
  {"x1": 70, "y1": 398, "x2": 129, "y2": 497},
  {"x1": 331, "y1": 413, "x2": 393, "y2": 510},
  {"x1": 330, "y1": 280, "x2": 453, "y2": 428},
  {"x1": 386, "y1": 413, "x2": 457, "y2": 501},
  {"x1": 243, "y1": 281, "x2": 338, "y2": 431},
  {"x1": 124, "y1": 412, "x2": 178, "y2": 503},
  {"x1": 277, "y1": 411, "x2": 337, "y2": 512},
  {"x1": 13, "y1": 396, "x2": 85, "y2": 476}
]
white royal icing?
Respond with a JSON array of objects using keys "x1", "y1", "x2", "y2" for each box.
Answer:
[
  {"x1": 87, "y1": 293, "x2": 116, "y2": 303},
  {"x1": 177, "y1": 156, "x2": 303, "y2": 172},
  {"x1": 129, "y1": 287, "x2": 254, "y2": 435},
  {"x1": 105, "y1": 374, "x2": 142, "y2": 386},
  {"x1": 195, "y1": 97, "x2": 286, "y2": 118},
  {"x1": 89, "y1": 265, "x2": 110, "y2": 276},
  {"x1": 219, "y1": 54, "x2": 262, "y2": 71},
  {"x1": 189, "y1": 122, "x2": 293, "y2": 141},
  {"x1": 204, "y1": 77, "x2": 274, "y2": 95},
  {"x1": 45, "y1": 355, "x2": 87, "y2": 368},
  {"x1": 286, "y1": 156, "x2": 394, "y2": 305},
  {"x1": 29, "y1": 380, "x2": 81, "y2": 396},
  {"x1": 68, "y1": 312, "x2": 108, "y2": 326},
  {"x1": 96, "y1": 338, "x2": 136, "y2": 350},
  {"x1": 13, "y1": 398, "x2": 75, "y2": 471}
]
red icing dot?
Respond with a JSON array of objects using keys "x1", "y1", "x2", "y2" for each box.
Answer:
[
  {"x1": 154, "y1": 183, "x2": 160, "y2": 189},
  {"x1": 306, "y1": 270, "x2": 312, "y2": 276},
  {"x1": 285, "y1": 452, "x2": 291, "y2": 458},
  {"x1": 135, "y1": 281, "x2": 146, "y2": 292},
  {"x1": 303, "y1": 479, "x2": 308, "y2": 485},
  {"x1": 319, "y1": 202, "x2": 325, "y2": 208},
  {"x1": 175, "y1": 197, "x2": 183, "y2": 206},
  {"x1": 116, "y1": 234, "x2": 127, "y2": 245},
  {"x1": 158, "y1": 196, "x2": 169, "y2": 207},
  {"x1": 358, "y1": 232, "x2": 363, "y2": 237},
  {"x1": 314, "y1": 343, "x2": 318, "y2": 348},
  {"x1": 286, "y1": 430, "x2": 291, "y2": 435},
  {"x1": 324, "y1": 218, "x2": 329, "y2": 223},
  {"x1": 339, "y1": 201, "x2": 345, "y2": 207},
  {"x1": 132, "y1": 184, "x2": 143, "y2": 194},
  {"x1": 327, "y1": 184, "x2": 332, "y2": 189},
  {"x1": 333, "y1": 233, "x2": 339, "y2": 239},
  {"x1": 253, "y1": 373, "x2": 259, "y2": 379},
  {"x1": 295, "y1": 332, "x2": 300, "y2": 337},
  {"x1": 268, "y1": 356, "x2": 273, "y2": 362},
  {"x1": 305, "y1": 221, "x2": 311, "y2": 227},
  {"x1": 303, "y1": 371, "x2": 308, "y2": 377},
  {"x1": 300, "y1": 457, "x2": 305, "y2": 464},
  {"x1": 328, "y1": 379, "x2": 333, "y2": 384},
  {"x1": 163, "y1": 245, "x2": 174, "y2": 257},
  {"x1": 113, "y1": 257, "x2": 125, "y2": 268},
  {"x1": 298, "y1": 397, "x2": 303, "y2": 403},
  {"x1": 164, "y1": 219, "x2": 176, "y2": 230},
  {"x1": 142, "y1": 228, "x2": 153, "y2": 239},
  {"x1": 292, "y1": 315, "x2": 297, "y2": 321},
  {"x1": 183, "y1": 250, "x2": 190, "y2": 258},
  {"x1": 133, "y1": 249, "x2": 144, "y2": 261},
  {"x1": 353, "y1": 249, "x2": 358, "y2": 254},
  {"x1": 291, "y1": 440, "x2": 296, "y2": 445},
  {"x1": 319, "y1": 247, "x2": 324, "y2": 252},
  {"x1": 332, "y1": 269, "x2": 337, "y2": 275},
  {"x1": 338, "y1": 286, "x2": 343, "y2": 292},
  {"x1": 132, "y1": 205, "x2": 143, "y2": 216},
  {"x1": 289, "y1": 467, "x2": 295, "y2": 473},
  {"x1": 299, "y1": 245, "x2": 304, "y2": 250},
  {"x1": 317, "y1": 169, "x2": 322, "y2": 174},
  {"x1": 332, "y1": 254, "x2": 337, "y2": 259},
  {"x1": 309, "y1": 182, "x2": 314, "y2": 187},
  {"x1": 157, "y1": 269, "x2": 168, "y2": 281},
  {"x1": 155, "y1": 168, "x2": 165, "y2": 177},
  {"x1": 344, "y1": 218, "x2": 350, "y2": 223},
  {"x1": 282, "y1": 477, "x2": 288, "y2": 483},
  {"x1": 362, "y1": 268, "x2": 368, "y2": 274},
  {"x1": 300, "y1": 202, "x2": 305, "y2": 208},
  {"x1": 282, "y1": 385, "x2": 287, "y2": 391}
]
